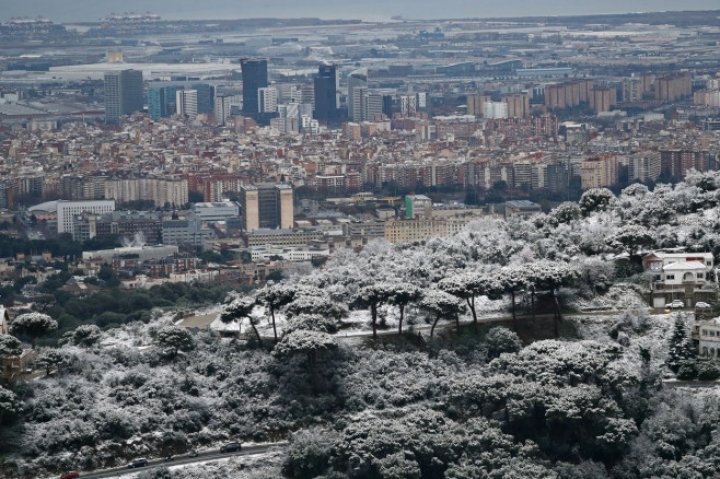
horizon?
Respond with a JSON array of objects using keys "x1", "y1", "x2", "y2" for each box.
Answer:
[{"x1": 3, "y1": 0, "x2": 720, "y2": 23}]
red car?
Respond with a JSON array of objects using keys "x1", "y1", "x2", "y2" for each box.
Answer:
[{"x1": 60, "y1": 473, "x2": 80, "y2": 479}]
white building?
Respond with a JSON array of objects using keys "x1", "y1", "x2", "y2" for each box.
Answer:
[
  {"x1": 258, "y1": 86, "x2": 278, "y2": 114},
  {"x1": 57, "y1": 200, "x2": 115, "y2": 234},
  {"x1": 82, "y1": 244, "x2": 179, "y2": 264},
  {"x1": 348, "y1": 69, "x2": 368, "y2": 122},
  {"x1": 192, "y1": 200, "x2": 240, "y2": 222},
  {"x1": 644, "y1": 251, "x2": 717, "y2": 308},
  {"x1": 483, "y1": 101, "x2": 509, "y2": 119},
  {"x1": 698, "y1": 318, "x2": 720, "y2": 360},
  {"x1": 176, "y1": 89, "x2": 198, "y2": 117}
]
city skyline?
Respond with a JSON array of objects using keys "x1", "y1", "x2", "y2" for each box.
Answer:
[{"x1": 3, "y1": 0, "x2": 719, "y2": 22}]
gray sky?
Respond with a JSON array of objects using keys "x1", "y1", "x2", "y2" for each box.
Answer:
[{"x1": 3, "y1": 0, "x2": 719, "y2": 22}]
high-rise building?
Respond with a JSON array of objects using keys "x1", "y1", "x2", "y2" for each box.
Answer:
[
  {"x1": 258, "y1": 86, "x2": 278, "y2": 114},
  {"x1": 104, "y1": 69, "x2": 143, "y2": 124},
  {"x1": 300, "y1": 84, "x2": 315, "y2": 105},
  {"x1": 348, "y1": 69, "x2": 368, "y2": 122},
  {"x1": 176, "y1": 89, "x2": 198, "y2": 118},
  {"x1": 148, "y1": 86, "x2": 178, "y2": 120},
  {"x1": 239, "y1": 184, "x2": 293, "y2": 231},
  {"x1": 214, "y1": 94, "x2": 243, "y2": 125},
  {"x1": 364, "y1": 92, "x2": 384, "y2": 122},
  {"x1": 240, "y1": 58, "x2": 268, "y2": 118},
  {"x1": 314, "y1": 64, "x2": 338, "y2": 124},
  {"x1": 191, "y1": 83, "x2": 215, "y2": 114}
]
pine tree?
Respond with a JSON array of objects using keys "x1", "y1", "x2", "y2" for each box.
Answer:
[{"x1": 667, "y1": 316, "x2": 696, "y2": 373}]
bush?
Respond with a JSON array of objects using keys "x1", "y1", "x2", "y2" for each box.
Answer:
[
  {"x1": 696, "y1": 361, "x2": 720, "y2": 381},
  {"x1": 676, "y1": 360, "x2": 698, "y2": 380}
]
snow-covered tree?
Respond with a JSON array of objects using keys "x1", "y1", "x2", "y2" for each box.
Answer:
[
  {"x1": 154, "y1": 326, "x2": 196, "y2": 359},
  {"x1": 579, "y1": 187, "x2": 616, "y2": 216},
  {"x1": 9, "y1": 312, "x2": 58, "y2": 347},
  {"x1": 285, "y1": 289, "x2": 348, "y2": 320},
  {"x1": 256, "y1": 284, "x2": 297, "y2": 342},
  {"x1": 666, "y1": 316, "x2": 696, "y2": 373},
  {"x1": 0, "y1": 386, "x2": 19, "y2": 425},
  {"x1": 386, "y1": 284, "x2": 423, "y2": 335},
  {"x1": 221, "y1": 297, "x2": 261, "y2": 341},
  {"x1": 485, "y1": 327, "x2": 522, "y2": 359},
  {"x1": 0, "y1": 334, "x2": 23, "y2": 359},
  {"x1": 420, "y1": 290, "x2": 465, "y2": 338},
  {"x1": 36, "y1": 349, "x2": 65, "y2": 376},
  {"x1": 439, "y1": 271, "x2": 497, "y2": 326},
  {"x1": 355, "y1": 283, "x2": 395, "y2": 339},
  {"x1": 552, "y1": 201, "x2": 582, "y2": 224},
  {"x1": 498, "y1": 266, "x2": 527, "y2": 324},
  {"x1": 69, "y1": 324, "x2": 102, "y2": 347}
]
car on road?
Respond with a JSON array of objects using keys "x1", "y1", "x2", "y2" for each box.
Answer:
[
  {"x1": 60, "y1": 473, "x2": 80, "y2": 479},
  {"x1": 666, "y1": 300, "x2": 685, "y2": 309},
  {"x1": 189, "y1": 449, "x2": 199, "y2": 457},
  {"x1": 220, "y1": 442, "x2": 242, "y2": 453},
  {"x1": 127, "y1": 458, "x2": 149, "y2": 469},
  {"x1": 695, "y1": 302, "x2": 712, "y2": 309}
]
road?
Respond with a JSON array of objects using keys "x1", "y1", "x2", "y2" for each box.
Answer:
[
  {"x1": 663, "y1": 379, "x2": 720, "y2": 389},
  {"x1": 72, "y1": 442, "x2": 287, "y2": 479},
  {"x1": 331, "y1": 310, "x2": 632, "y2": 344}
]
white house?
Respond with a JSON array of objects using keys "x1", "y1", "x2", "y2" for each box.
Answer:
[
  {"x1": 698, "y1": 318, "x2": 720, "y2": 360},
  {"x1": 643, "y1": 251, "x2": 717, "y2": 308},
  {"x1": 643, "y1": 252, "x2": 715, "y2": 287}
]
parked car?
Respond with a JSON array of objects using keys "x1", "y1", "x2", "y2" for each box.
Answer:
[
  {"x1": 60, "y1": 473, "x2": 80, "y2": 479},
  {"x1": 695, "y1": 302, "x2": 712, "y2": 309},
  {"x1": 189, "y1": 449, "x2": 199, "y2": 457},
  {"x1": 163, "y1": 454, "x2": 173, "y2": 462},
  {"x1": 220, "y1": 442, "x2": 242, "y2": 453},
  {"x1": 127, "y1": 458, "x2": 148, "y2": 469},
  {"x1": 666, "y1": 300, "x2": 685, "y2": 309}
]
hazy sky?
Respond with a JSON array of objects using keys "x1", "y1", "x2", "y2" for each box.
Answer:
[{"x1": 3, "y1": 0, "x2": 719, "y2": 22}]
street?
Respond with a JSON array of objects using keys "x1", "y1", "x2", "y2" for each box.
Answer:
[{"x1": 63, "y1": 442, "x2": 287, "y2": 479}]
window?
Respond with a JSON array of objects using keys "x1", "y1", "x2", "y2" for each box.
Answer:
[
  {"x1": 697, "y1": 273, "x2": 704, "y2": 279},
  {"x1": 665, "y1": 275, "x2": 675, "y2": 280},
  {"x1": 702, "y1": 329, "x2": 708, "y2": 336},
  {"x1": 704, "y1": 347, "x2": 709, "y2": 357}
]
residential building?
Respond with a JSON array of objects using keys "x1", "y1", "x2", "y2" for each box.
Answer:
[{"x1": 176, "y1": 89, "x2": 198, "y2": 118}]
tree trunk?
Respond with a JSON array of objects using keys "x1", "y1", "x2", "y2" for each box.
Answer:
[
  {"x1": 553, "y1": 290, "x2": 563, "y2": 323},
  {"x1": 398, "y1": 304, "x2": 405, "y2": 335},
  {"x1": 430, "y1": 314, "x2": 441, "y2": 339},
  {"x1": 270, "y1": 307, "x2": 278, "y2": 342},
  {"x1": 371, "y1": 303, "x2": 378, "y2": 339},
  {"x1": 510, "y1": 291, "x2": 517, "y2": 326},
  {"x1": 531, "y1": 290, "x2": 536, "y2": 323},
  {"x1": 247, "y1": 317, "x2": 261, "y2": 343},
  {"x1": 467, "y1": 296, "x2": 477, "y2": 325},
  {"x1": 455, "y1": 314, "x2": 460, "y2": 334}
]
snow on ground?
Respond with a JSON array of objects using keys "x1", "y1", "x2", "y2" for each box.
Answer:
[
  {"x1": 569, "y1": 283, "x2": 647, "y2": 312},
  {"x1": 570, "y1": 306, "x2": 680, "y2": 372}
]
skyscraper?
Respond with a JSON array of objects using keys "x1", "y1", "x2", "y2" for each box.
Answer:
[
  {"x1": 348, "y1": 69, "x2": 368, "y2": 122},
  {"x1": 148, "y1": 86, "x2": 178, "y2": 120},
  {"x1": 258, "y1": 86, "x2": 278, "y2": 114},
  {"x1": 314, "y1": 64, "x2": 338, "y2": 125},
  {"x1": 104, "y1": 69, "x2": 143, "y2": 124},
  {"x1": 240, "y1": 58, "x2": 268, "y2": 118},
  {"x1": 176, "y1": 89, "x2": 198, "y2": 118},
  {"x1": 192, "y1": 83, "x2": 215, "y2": 114}
]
